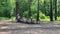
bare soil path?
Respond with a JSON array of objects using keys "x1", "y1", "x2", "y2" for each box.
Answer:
[{"x1": 0, "y1": 20, "x2": 60, "y2": 34}]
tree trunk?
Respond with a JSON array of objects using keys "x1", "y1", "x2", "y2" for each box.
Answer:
[
  {"x1": 37, "y1": 0, "x2": 39, "y2": 21},
  {"x1": 50, "y1": 0, "x2": 53, "y2": 21},
  {"x1": 28, "y1": 0, "x2": 31, "y2": 18},
  {"x1": 16, "y1": 0, "x2": 20, "y2": 22},
  {"x1": 55, "y1": 0, "x2": 57, "y2": 20},
  {"x1": 44, "y1": 0, "x2": 46, "y2": 15},
  {"x1": 26, "y1": 0, "x2": 31, "y2": 23}
]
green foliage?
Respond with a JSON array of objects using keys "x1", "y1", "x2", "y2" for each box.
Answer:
[
  {"x1": 0, "y1": 17, "x2": 10, "y2": 20},
  {"x1": 40, "y1": 14, "x2": 45, "y2": 19},
  {"x1": 0, "y1": 0, "x2": 60, "y2": 21},
  {"x1": 23, "y1": 11, "x2": 28, "y2": 18}
]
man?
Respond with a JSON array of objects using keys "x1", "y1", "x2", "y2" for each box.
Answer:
[{"x1": 16, "y1": 14, "x2": 22, "y2": 22}]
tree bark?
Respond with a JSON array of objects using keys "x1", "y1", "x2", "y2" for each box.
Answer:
[
  {"x1": 16, "y1": 0, "x2": 20, "y2": 22},
  {"x1": 50, "y1": 0, "x2": 53, "y2": 21},
  {"x1": 28, "y1": 0, "x2": 31, "y2": 18},
  {"x1": 44, "y1": 0, "x2": 46, "y2": 16},
  {"x1": 55, "y1": 0, "x2": 57, "y2": 20},
  {"x1": 37, "y1": 0, "x2": 39, "y2": 21}
]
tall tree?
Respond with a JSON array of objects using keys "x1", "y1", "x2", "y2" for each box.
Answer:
[
  {"x1": 55, "y1": 0, "x2": 57, "y2": 20},
  {"x1": 44, "y1": 0, "x2": 46, "y2": 15},
  {"x1": 37, "y1": 0, "x2": 39, "y2": 21},
  {"x1": 16, "y1": 0, "x2": 20, "y2": 21},
  {"x1": 28, "y1": 0, "x2": 31, "y2": 18},
  {"x1": 26, "y1": 0, "x2": 31, "y2": 23},
  {"x1": 50, "y1": 0, "x2": 53, "y2": 21}
]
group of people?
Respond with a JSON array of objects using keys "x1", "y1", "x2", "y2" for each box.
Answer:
[{"x1": 16, "y1": 14, "x2": 33, "y2": 23}]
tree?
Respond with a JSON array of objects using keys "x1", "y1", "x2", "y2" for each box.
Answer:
[
  {"x1": 16, "y1": 0, "x2": 20, "y2": 22},
  {"x1": 26, "y1": 0, "x2": 31, "y2": 23},
  {"x1": 28, "y1": 0, "x2": 31, "y2": 18},
  {"x1": 50, "y1": 0, "x2": 53, "y2": 21},
  {"x1": 1, "y1": 0, "x2": 11, "y2": 18},
  {"x1": 44, "y1": 0, "x2": 46, "y2": 15},
  {"x1": 36, "y1": 0, "x2": 39, "y2": 21},
  {"x1": 54, "y1": 0, "x2": 57, "y2": 20}
]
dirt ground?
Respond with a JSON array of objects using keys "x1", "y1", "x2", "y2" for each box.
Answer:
[{"x1": 0, "y1": 20, "x2": 60, "y2": 34}]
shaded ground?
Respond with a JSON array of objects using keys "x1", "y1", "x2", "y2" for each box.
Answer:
[
  {"x1": 0, "y1": 20, "x2": 60, "y2": 34},
  {"x1": 0, "y1": 28, "x2": 60, "y2": 34}
]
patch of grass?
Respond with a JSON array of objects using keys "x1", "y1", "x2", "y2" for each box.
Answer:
[
  {"x1": 0, "y1": 17, "x2": 10, "y2": 20},
  {"x1": 40, "y1": 16, "x2": 50, "y2": 21},
  {"x1": 57, "y1": 17, "x2": 60, "y2": 21},
  {"x1": 0, "y1": 17, "x2": 16, "y2": 21},
  {"x1": 9, "y1": 17, "x2": 16, "y2": 21}
]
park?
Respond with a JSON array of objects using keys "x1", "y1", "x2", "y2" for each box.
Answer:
[{"x1": 0, "y1": 0, "x2": 60, "y2": 34}]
